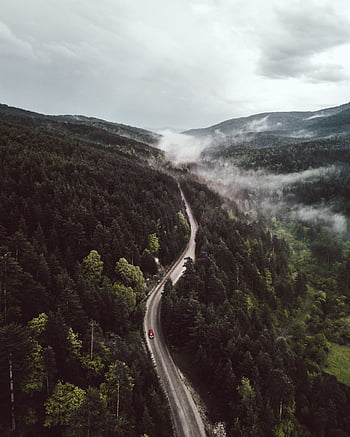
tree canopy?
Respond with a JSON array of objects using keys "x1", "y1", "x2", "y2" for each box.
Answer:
[{"x1": 0, "y1": 117, "x2": 184, "y2": 436}]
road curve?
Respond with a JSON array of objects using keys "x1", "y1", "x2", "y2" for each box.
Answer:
[{"x1": 144, "y1": 189, "x2": 207, "y2": 437}]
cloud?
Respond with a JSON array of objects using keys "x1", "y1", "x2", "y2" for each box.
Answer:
[
  {"x1": 304, "y1": 64, "x2": 348, "y2": 83},
  {"x1": 295, "y1": 205, "x2": 347, "y2": 234},
  {"x1": 0, "y1": 21, "x2": 36, "y2": 60},
  {"x1": 193, "y1": 160, "x2": 348, "y2": 234},
  {"x1": 256, "y1": 1, "x2": 350, "y2": 82},
  {"x1": 197, "y1": 162, "x2": 336, "y2": 194},
  {"x1": 157, "y1": 114, "x2": 274, "y2": 163},
  {"x1": 1, "y1": 0, "x2": 350, "y2": 128},
  {"x1": 157, "y1": 130, "x2": 211, "y2": 163}
]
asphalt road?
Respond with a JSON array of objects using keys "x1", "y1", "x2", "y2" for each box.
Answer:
[{"x1": 144, "y1": 189, "x2": 207, "y2": 437}]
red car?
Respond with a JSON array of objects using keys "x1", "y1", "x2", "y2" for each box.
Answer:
[{"x1": 148, "y1": 329, "x2": 155, "y2": 339}]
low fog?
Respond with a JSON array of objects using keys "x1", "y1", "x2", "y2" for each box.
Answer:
[
  {"x1": 295, "y1": 205, "x2": 347, "y2": 234},
  {"x1": 157, "y1": 130, "x2": 211, "y2": 164},
  {"x1": 157, "y1": 131, "x2": 348, "y2": 235},
  {"x1": 196, "y1": 161, "x2": 348, "y2": 235},
  {"x1": 197, "y1": 162, "x2": 335, "y2": 193}
]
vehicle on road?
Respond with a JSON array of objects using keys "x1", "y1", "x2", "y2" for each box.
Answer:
[{"x1": 148, "y1": 329, "x2": 155, "y2": 339}]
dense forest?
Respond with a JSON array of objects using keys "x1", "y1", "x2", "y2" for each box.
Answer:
[
  {"x1": 2, "y1": 103, "x2": 350, "y2": 437},
  {"x1": 176, "y1": 109, "x2": 350, "y2": 435},
  {"x1": 207, "y1": 134, "x2": 350, "y2": 172},
  {"x1": 162, "y1": 178, "x2": 350, "y2": 436},
  {"x1": 0, "y1": 118, "x2": 190, "y2": 436},
  {"x1": 0, "y1": 103, "x2": 159, "y2": 147}
]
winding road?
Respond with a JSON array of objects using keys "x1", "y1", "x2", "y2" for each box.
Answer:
[{"x1": 144, "y1": 189, "x2": 207, "y2": 437}]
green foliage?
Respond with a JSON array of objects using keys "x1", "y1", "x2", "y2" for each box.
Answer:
[
  {"x1": 67, "y1": 327, "x2": 82, "y2": 358},
  {"x1": 115, "y1": 257, "x2": 146, "y2": 294},
  {"x1": 324, "y1": 342, "x2": 350, "y2": 386},
  {"x1": 28, "y1": 312, "x2": 48, "y2": 337},
  {"x1": 163, "y1": 179, "x2": 350, "y2": 436},
  {"x1": 213, "y1": 135, "x2": 350, "y2": 174},
  {"x1": 22, "y1": 340, "x2": 45, "y2": 393},
  {"x1": 0, "y1": 117, "x2": 177, "y2": 436},
  {"x1": 82, "y1": 249, "x2": 104, "y2": 281},
  {"x1": 273, "y1": 418, "x2": 310, "y2": 437},
  {"x1": 237, "y1": 377, "x2": 255, "y2": 406},
  {"x1": 147, "y1": 233, "x2": 160, "y2": 255},
  {"x1": 113, "y1": 282, "x2": 137, "y2": 309},
  {"x1": 44, "y1": 381, "x2": 86, "y2": 427},
  {"x1": 329, "y1": 317, "x2": 350, "y2": 343},
  {"x1": 80, "y1": 354, "x2": 105, "y2": 376},
  {"x1": 177, "y1": 210, "x2": 190, "y2": 234},
  {"x1": 67, "y1": 386, "x2": 116, "y2": 437}
]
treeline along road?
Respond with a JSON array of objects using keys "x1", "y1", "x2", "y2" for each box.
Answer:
[{"x1": 144, "y1": 189, "x2": 206, "y2": 437}]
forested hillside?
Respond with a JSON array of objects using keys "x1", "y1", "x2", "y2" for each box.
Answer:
[
  {"x1": 199, "y1": 110, "x2": 350, "y2": 222},
  {"x1": 185, "y1": 102, "x2": 350, "y2": 138},
  {"x1": 208, "y1": 135, "x2": 350, "y2": 172},
  {"x1": 178, "y1": 104, "x2": 350, "y2": 435},
  {"x1": 0, "y1": 118, "x2": 189, "y2": 436},
  {"x1": 2, "y1": 101, "x2": 350, "y2": 437},
  {"x1": 162, "y1": 179, "x2": 350, "y2": 436},
  {"x1": 0, "y1": 104, "x2": 159, "y2": 146}
]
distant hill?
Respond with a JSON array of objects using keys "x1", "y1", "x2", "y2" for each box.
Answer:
[
  {"x1": 0, "y1": 103, "x2": 160, "y2": 149},
  {"x1": 184, "y1": 102, "x2": 350, "y2": 141}
]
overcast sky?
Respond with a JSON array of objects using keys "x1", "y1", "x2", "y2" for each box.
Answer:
[{"x1": 1, "y1": 0, "x2": 350, "y2": 130}]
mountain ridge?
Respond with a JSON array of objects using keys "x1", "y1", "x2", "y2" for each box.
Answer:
[
  {"x1": 184, "y1": 101, "x2": 350, "y2": 140},
  {"x1": 0, "y1": 103, "x2": 163, "y2": 160},
  {"x1": 0, "y1": 103, "x2": 159, "y2": 145}
]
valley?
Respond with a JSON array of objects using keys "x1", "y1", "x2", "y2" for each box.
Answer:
[{"x1": 1, "y1": 102, "x2": 350, "y2": 436}]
